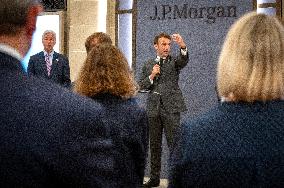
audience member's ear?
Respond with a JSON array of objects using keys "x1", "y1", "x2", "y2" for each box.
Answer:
[{"x1": 25, "y1": 5, "x2": 43, "y2": 37}]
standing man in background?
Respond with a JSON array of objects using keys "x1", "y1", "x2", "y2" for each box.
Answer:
[
  {"x1": 139, "y1": 33, "x2": 188, "y2": 187},
  {"x1": 28, "y1": 30, "x2": 71, "y2": 88}
]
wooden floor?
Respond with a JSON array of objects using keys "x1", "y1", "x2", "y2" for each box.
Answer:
[{"x1": 143, "y1": 177, "x2": 168, "y2": 188}]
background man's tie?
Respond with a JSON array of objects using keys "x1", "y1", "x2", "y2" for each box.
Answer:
[{"x1": 45, "y1": 54, "x2": 52, "y2": 76}]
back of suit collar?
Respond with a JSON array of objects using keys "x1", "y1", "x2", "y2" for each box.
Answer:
[{"x1": 0, "y1": 43, "x2": 23, "y2": 61}]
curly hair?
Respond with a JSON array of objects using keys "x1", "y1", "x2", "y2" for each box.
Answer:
[
  {"x1": 74, "y1": 44, "x2": 138, "y2": 99},
  {"x1": 217, "y1": 12, "x2": 284, "y2": 102}
]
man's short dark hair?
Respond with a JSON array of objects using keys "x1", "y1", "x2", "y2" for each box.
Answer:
[
  {"x1": 153, "y1": 33, "x2": 171, "y2": 45},
  {"x1": 0, "y1": 0, "x2": 40, "y2": 35}
]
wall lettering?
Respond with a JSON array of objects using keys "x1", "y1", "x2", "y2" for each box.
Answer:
[{"x1": 149, "y1": 4, "x2": 237, "y2": 23}]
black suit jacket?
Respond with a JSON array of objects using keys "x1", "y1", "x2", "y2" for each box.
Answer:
[
  {"x1": 91, "y1": 94, "x2": 149, "y2": 187},
  {"x1": 28, "y1": 51, "x2": 71, "y2": 88},
  {"x1": 139, "y1": 52, "x2": 188, "y2": 116},
  {"x1": 0, "y1": 52, "x2": 119, "y2": 187}
]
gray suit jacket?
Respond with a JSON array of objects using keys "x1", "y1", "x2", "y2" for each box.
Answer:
[
  {"x1": 139, "y1": 52, "x2": 188, "y2": 116},
  {"x1": 28, "y1": 51, "x2": 71, "y2": 88}
]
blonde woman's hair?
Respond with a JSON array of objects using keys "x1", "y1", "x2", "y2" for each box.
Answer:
[
  {"x1": 217, "y1": 12, "x2": 284, "y2": 102},
  {"x1": 74, "y1": 44, "x2": 138, "y2": 99}
]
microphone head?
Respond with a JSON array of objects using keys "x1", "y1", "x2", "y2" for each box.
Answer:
[{"x1": 155, "y1": 56, "x2": 160, "y2": 65}]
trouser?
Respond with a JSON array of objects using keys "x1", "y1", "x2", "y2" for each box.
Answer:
[{"x1": 148, "y1": 107, "x2": 180, "y2": 179}]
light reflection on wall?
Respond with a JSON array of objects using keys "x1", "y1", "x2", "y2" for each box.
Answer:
[
  {"x1": 118, "y1": 0, "x2": 133, "y2": 10},
  {"x1": 97, "y1": 0, "x2": 107, "y2": 32},
  {"x1": 118, "y1": 13, "x2": 132, "y2": 68},
  {"x1": 22, "y1": 15, "x2": 60, "y2": 71},
  {"x1": 257, "y1": 0, "x2": 277, "y2": 15}
]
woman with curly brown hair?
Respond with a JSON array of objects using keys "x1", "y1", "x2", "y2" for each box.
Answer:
[
  {"x1": 75, "y1": 44, "x2": 137, "y2": 99},
  {"x1": 74, "y1": 44, "x2": 148, "y2": 187}
]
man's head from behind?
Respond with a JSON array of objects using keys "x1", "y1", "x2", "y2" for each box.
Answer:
[
  {"x1": 0, "y1": 0, "x2": 42, "y2": 56},
  {"x1": 85, "y1": 32, "x2": 112, "y2": 53}
]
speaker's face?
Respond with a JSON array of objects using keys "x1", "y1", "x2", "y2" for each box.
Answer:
[{"x1": 154, "y1": 37, "x2": 171, "y2": 58}]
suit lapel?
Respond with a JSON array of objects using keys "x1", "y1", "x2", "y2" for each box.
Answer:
[
  {"x1": 38, "y1": 51, "x2": 49, "y2": 77},
  {"x1": 49, "y1": 52, "x2": 59, "y2": 78},
  {"x1": 148, "y1": 59, "x2": 156, "y2": 73}
]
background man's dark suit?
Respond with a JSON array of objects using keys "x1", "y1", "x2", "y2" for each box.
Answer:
[
  {"x1": 28, "y1": 51, "x2": 71, "y2": 88},
  {"x1": 0, "y1": 52, "x2": 118, "y2": 187},
  {"x1": 139, "y1": 50, "x2": 188, "y2": 182}
]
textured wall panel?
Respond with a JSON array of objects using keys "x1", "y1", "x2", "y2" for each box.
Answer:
[
  {"x1": 136, "y1": 0, "x2": 253, "y2": 121},
  {"x1": 135, "y1": 0, "x2": 253, "y2": 179}
]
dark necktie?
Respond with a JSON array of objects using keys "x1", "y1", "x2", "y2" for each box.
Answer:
[{"x1": 160, "y1": 58, "x2": 165, "y2": 66}]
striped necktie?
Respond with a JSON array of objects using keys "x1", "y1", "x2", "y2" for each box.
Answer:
[{"x1": 45, "y1": 54, "x2": 52, "y2": 76}]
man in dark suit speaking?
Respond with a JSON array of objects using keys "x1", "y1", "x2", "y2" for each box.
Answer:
[
  {"x1": 139, "y1": 33, "x2": 188, "y2": 187},
  {"x1": 0, "y1": 0, "x2": 119, "y2": 187},
  {"x1": 28, "y1": 30, "x2": 71, "y2": 88}
]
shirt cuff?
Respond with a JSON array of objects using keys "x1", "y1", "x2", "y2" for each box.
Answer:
[
  {"x1": 180, "y1": 47, "x2": 187, "y2": 56},
  {"x1": 149, "y1": 76, "x2": 153, "y2": 84}
]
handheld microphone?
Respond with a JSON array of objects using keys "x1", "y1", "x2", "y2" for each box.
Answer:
[
  {"x1": 155, "y1": 56, "x2": 160, "y2": 65},
  {"x1": 154, "y1": 57, "x2": 161, "y2": 80}
]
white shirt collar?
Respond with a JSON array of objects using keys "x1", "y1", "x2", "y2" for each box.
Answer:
[
  {"x1": 0, "y1": 43, "x2": 23, "y2": 61},
  {"x1": 156, "y1": 55, "x2": 167, "y2": 60},
  {"x1": 43, "y1": 50, "x2": 54, "y2": 56}
]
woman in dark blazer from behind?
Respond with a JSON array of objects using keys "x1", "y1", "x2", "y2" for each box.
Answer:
[
  {"x1": 74, "y1": 44, "x2": 148, "y2": 187},
  {"x1": 169, "y1": 12, "x2": 284, "y2": 188}
]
